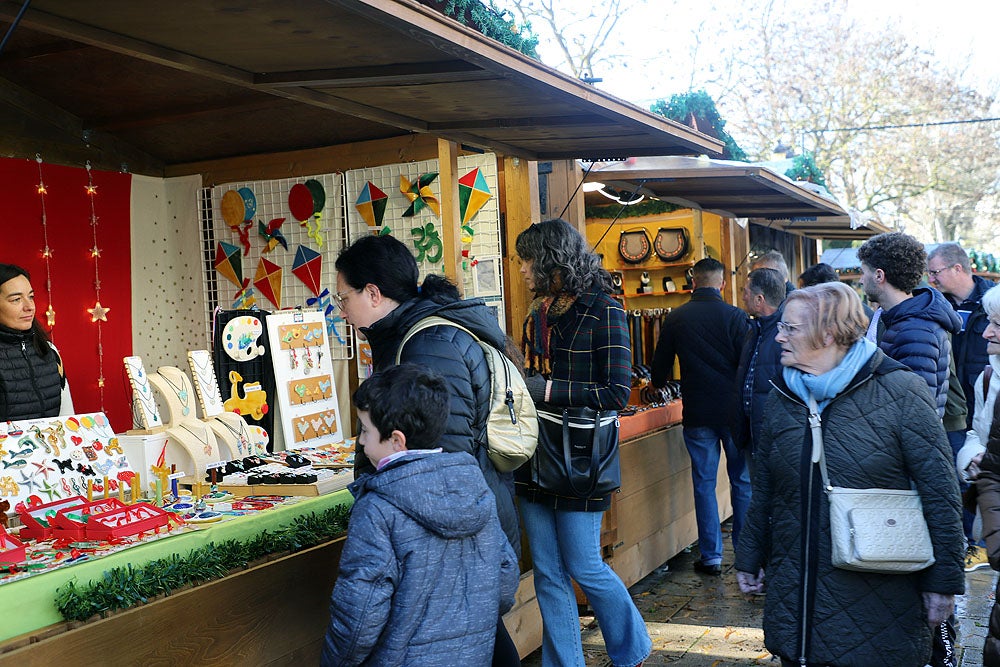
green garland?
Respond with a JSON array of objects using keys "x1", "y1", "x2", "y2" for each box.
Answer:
[
  {"x1": 650, "y1": 91, "x2": 747, "y2": 161},
  {"x1": 420, "y1": 0, "x2": 539, "y2": 57},
  {"x1": 585, "y1": 200, "x2": 684, "y2": 219},
  {"x1": 784, "y1": 153, "x2": 827, "y2": 188},
  {"x1": 54, "y1": 503, "x2": 351, "y2": 622}
]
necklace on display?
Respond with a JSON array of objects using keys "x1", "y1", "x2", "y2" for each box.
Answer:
[
  {"x1": 125, "y1": 358, "x2": 161, "y2": 427},
  {"x1": 215, "y1": 416, "x2": 249, "y2": 456},
  {"x1": 178, "y1": 423, "x2": 214, "y2": 456},
  {"x1": 159, "y1": 369, "x2": 191, "y2": 416},
  {"x1": 189, "y1": 353, "x2": 222, "y2": 405}
]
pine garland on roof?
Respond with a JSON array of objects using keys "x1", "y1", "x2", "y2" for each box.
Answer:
[
  {"x1": 419, "y1": 0, "x2": 539, "y2": 57},
  {"x1": 650, "y1": 91, "x2": 747, "y2": 161}
]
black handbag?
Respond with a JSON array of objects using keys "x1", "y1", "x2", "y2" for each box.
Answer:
[{"x1": 531, "y1": 406, "x2": 621, "y2": 498}]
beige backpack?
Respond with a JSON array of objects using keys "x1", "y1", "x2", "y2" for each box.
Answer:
[{"x1": 397, "y1": 316, "x2": 538, "y2": 472}]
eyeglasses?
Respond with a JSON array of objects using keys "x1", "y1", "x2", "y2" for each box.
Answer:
[
  {"x1": 776, "y1": 321, "x2": 803, "y2": 335},
  {"x1": 333, "y1": 288, "x2": 362, "y2": 309},
  {"x1": 927, "y1": 266, "x2": 954, "y2": 278}
]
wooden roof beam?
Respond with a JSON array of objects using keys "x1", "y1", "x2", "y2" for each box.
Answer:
[
  {"x1": 91, "y1": 97, "x2": 289, "y2": 131},
  {"x1": 426, "y1": 114, "x2": 613, "y2": 131},
  {"x1": 255, "y1": 60, "x2": 500, "y2": 88},
  {"x1": 1, "y1": 4, "x2": 430, "y2": 133},
  {"x1": 0, "y1": 75, "x2": 164, "y2": 174}
]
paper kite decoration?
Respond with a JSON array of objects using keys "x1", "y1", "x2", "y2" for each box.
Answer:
[
  {"x1": 355, "y1": 181, "x2": 389, "y2": 228},
  {"x1": 459, "y1": 167, "x2": 492, "y2": 224},
  {"x1": 258, "y1": 218, "x2": 288, "y2": 253},
  {"x1": 292, "y1": 245, "x2": 323, "y2": 297},
  {"x1": 214, "y1": 241, "x2": 244, "y2": 290},
  {"x1": 220, "y1": 188, "x2": 255, "y2": 255},
  {"x1": 288, "y1": 179, "x2": 327, "y2": 247},
  {"x1": 400, "y1": 173, "x2": 440, "y2": 217},
  {"x1": 253, "y1": 257, "x2": 283, "y2": 309}
]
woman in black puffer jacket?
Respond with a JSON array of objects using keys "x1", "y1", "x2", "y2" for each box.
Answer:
[{"x1": 736, "y1": 282, "x2": 964, "y2": 667}]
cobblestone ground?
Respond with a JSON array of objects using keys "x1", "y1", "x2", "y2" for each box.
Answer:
[{"x1": 522, "y1": 525, "x2": 998, "y2": 666}]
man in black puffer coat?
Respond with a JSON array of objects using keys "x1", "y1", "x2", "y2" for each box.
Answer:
[{"x1": 859, "y1": 232, "x2": 962, "y2": 418}]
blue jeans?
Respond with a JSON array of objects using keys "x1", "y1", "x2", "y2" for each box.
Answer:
[
  {"x1": 682, "y1": 425, "x2": 752, "y2": 565},
  {"x1": 518, "y1": 499, "x2": 651, "y2": 667},
  {"x1": 947, "y1": 429, "x2": 980, "y2": 547}
]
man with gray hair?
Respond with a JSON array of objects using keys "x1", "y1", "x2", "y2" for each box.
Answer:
[
  {"x1": 927, "y1": 242, "x2": 995, "y2": 573},
  {"x1": 927, "y1": 243, "x2": 995, "y2": 424},
  {"x1": 733, "y1": 268, "x2": 786, "y2": 469},
  {"x1": 749, "y1": 250, "x2": 794, "y2": 296}
]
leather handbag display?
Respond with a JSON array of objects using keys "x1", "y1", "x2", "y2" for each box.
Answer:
[
  {"x1": 531, "y1": 406, "x2": 621, "y2": 498},
  {"x1": 618, "y1": 229, "x2": 651, "y2": 264},
  {"x1": 808, "y1": 396, "x2": 935, "y2": 573},
  {"x1": 653, "y1": 227, "x2": 690, "y2": 262}
]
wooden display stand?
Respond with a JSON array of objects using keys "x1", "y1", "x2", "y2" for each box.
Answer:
[{"x1": 0, "y1": 537, "x2": 346, "y2": 665}]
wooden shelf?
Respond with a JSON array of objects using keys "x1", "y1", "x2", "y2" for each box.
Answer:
[
  {"x1": 613, "y1": 261, "x2": 694, "y2": 272},
  {"x1": 619, "y1": 290, "x2": 692, "y2": 299}
]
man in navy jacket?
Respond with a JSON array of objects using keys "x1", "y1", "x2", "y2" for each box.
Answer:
[
  {"x1": 651, "y1": 258, "x2": 751, "y2": 576},
  {"x1": 733, "y1": 268, "x2": 786, "y2": 472}
]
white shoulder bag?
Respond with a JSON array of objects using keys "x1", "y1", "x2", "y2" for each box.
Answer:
[{"x1": 808, "y1": 396, "x2": 935, "y2": 573}]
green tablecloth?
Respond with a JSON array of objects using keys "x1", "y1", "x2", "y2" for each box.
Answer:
[{"x1": 0, "y1": 490, "x2": 353, "y2": 643}]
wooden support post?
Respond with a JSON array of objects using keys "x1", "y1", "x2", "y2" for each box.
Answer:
[
  {"x1": 544, "y1": 160, "x2": 585, "y2": 229},
  {"x1": 437, "y1": 138, "x2": 462, "y2": 291},
  {"x1": 501, "y1": 156, "x2": 540, "y2": 337}
]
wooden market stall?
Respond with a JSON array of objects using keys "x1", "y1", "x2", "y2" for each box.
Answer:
[{"x1": 0, "y1": 0, "x2": 727, "y2": 662}]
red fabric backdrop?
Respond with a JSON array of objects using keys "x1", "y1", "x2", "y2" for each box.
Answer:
[{"x1": 1, "y1": 158, "x2": 133, "y2": 431}]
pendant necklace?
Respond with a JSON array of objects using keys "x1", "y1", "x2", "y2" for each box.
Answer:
[
  {"x1": 189, "y1": 354, "x2": 222, "y2": 405},
  {"x1": 159, "y1": 369, "x2": 191, "y2": 416},
  {"x1": 179, "y1": 422, "x2": 214, "y2": 456},
  {"x1": 215, "y1": 416, "x2": 249, "y2": 456},
  {"x1": 126, "y1": 358, "x2": 161, "y2": 426}
]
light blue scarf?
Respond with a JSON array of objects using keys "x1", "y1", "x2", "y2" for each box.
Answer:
[{"x1": 783, "y1": 338, "x2": 878, "y2": 412}]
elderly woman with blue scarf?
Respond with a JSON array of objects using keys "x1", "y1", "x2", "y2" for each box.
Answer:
[{"x1": 735, "y1": 281, "x2": 964, "y2": 667}]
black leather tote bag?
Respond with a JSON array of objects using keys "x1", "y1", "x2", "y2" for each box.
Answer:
[{"x1": 531, "y1": 406, "x2": 621, "y2": 498}]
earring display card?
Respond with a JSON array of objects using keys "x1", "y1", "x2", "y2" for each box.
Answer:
[
  {"x1": 0, "y1": 414, "x2": 135, "y2": 510},
  {"x1": 266, "y1": 309, "x2": 344, "y2": 449}
]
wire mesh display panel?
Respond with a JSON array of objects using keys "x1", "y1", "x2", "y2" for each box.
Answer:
[
  {"x1": 198, "y1": 173, "x2": 353, "y2": 359},
  {"x1": 343, "y1": 153, "x2": 504, "y2": 378}
]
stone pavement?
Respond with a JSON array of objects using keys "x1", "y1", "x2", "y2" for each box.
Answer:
[{"x1": 522, "y1": 526, "x2": 999, "y2": 666}]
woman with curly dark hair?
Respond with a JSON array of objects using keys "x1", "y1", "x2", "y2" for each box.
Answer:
[{"x1": 514, "y1": 219, "x2": 650, "y2": 667}]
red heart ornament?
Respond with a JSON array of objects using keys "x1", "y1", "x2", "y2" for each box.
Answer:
[{"x1": 71, "y1": 435, "x2": 83, "y2": 446}]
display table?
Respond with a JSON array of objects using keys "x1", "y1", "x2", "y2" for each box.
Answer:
[{"x1": 0, "y1": 489, "x2": 353, "y2": 661}]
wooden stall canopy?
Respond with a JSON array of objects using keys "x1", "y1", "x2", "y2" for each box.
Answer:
[
  {"x1": 582, "y1": 156, "x2": 888, "y2": 240},
  {"x1": 0, "y1": 0, "x2": 723, "y2": 177}
]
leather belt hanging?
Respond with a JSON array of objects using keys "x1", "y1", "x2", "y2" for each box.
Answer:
[
  {"x1": 654, "y1": 227, "x2": 690, "y2": 262},
  {"x1": 630, "y1": 309, "x2": 644, "y2": 366},
  {"x1": 619, "y1": 229, "x2": 651, "y2": 264}
]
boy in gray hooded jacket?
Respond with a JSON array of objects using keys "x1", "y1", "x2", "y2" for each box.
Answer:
[{"x1": 322, "y1": 364, "x2": 519, "y2": 667}]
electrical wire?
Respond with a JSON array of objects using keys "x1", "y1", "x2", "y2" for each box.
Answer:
[
  {"x1": 0, "y1": 0, "x2": 31, "y2": 55},
  {"x1": 591, "y1": 179, "x2": 649, "y2": 251},
  {"x1": 557, "y1": 161, "x2": 595, "y2": 219}
]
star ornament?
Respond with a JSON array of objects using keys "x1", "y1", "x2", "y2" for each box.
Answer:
[{"x1": 88, "y1": 301, "x2": 110, "y2": 322}]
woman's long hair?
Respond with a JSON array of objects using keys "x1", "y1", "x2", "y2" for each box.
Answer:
[
  {"x1": 515, "y1": 218, "x2": 610, "y2": 295},
  {"x1": 335, "y1": 234, "x2": 460, "y2": 304},
  {"x1": 0, "y1": 263, "x2": 51, "y2": 357}
]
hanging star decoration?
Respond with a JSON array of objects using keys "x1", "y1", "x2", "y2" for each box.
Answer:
[
  {"x1": 36, "y1": 156, "x2": 57, "y2": 328},
  {"x1": 400, "y1": 173, "x2": 441, "y2": 217},
  {"x1": 88, "y1": 301, "x2": 110, "y2": 322},
  {"x1": 85, "y1": 161, "x2": 108, "y2": 411},
  {"x1": 257, "y1": 217, "x2": 288, "y2": 253}
]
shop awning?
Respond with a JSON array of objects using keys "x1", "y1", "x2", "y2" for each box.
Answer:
[
  {"x1": 582, "y1": 156, "x2": 888, "y2": 239},
  {"x1": 0, "y1": 0, "x2": 723, "y2": 175}
]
